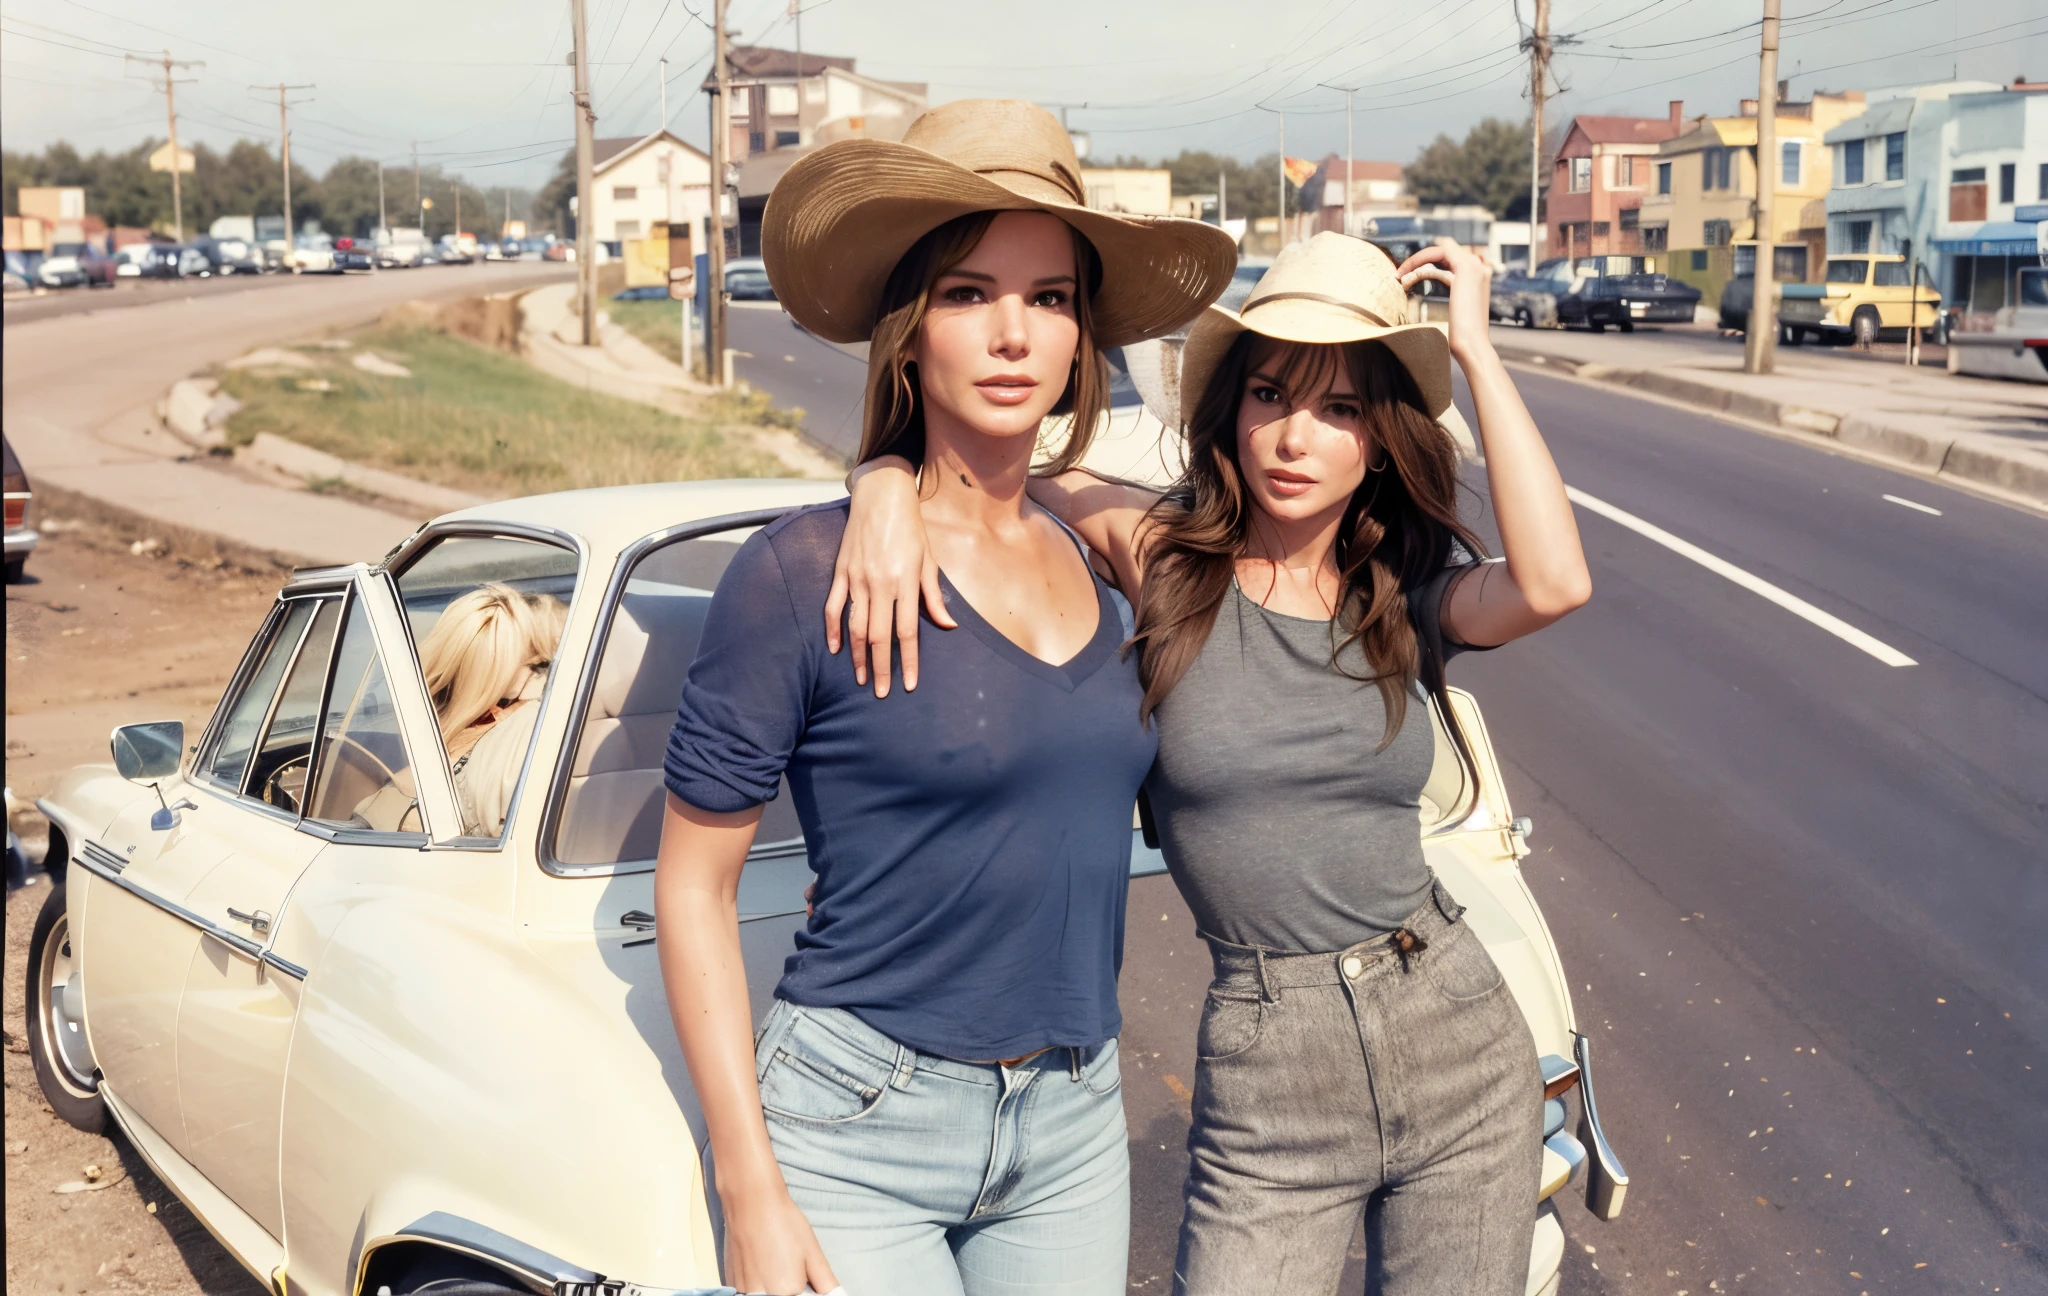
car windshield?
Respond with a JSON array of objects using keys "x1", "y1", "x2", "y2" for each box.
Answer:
[
  {"x1": 1825, "y1": 259, "x2": 1868, "y2": 284},
  {"x1": 51, "y1": 243, "x2": 87, "y2": 257},
  {"x1": 2022, "y1": 269, "x2": 2048, "y2": 308}
]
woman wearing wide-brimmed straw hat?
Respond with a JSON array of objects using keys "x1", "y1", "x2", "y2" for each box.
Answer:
[
  {"x1": 654, "y1": 99, "x2": 1235, "y2": 1296},
  {"x1": 833, "y1": 230, "x2": 1592, "y2": 1293}
]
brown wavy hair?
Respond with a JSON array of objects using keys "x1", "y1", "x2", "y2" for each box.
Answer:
[
  {"x1": 857, "y1": 211, "x2": 1109, "y2": 474},
  {"x1": 1132, "y1": 333, "x2": 1485, "y2": 754}
]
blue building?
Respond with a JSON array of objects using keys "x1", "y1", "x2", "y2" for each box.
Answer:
[{"x1": 1822, "y1": 82, "x2": 1999, "y2": 300}]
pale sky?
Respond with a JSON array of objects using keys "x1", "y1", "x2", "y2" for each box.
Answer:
[{"x1": 2, "y1": 0, "x2": 2043, "y2": 190}]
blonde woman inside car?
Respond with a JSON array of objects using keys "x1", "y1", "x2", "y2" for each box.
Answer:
[
  {"x1": 829, "y1": 231, "x2": 1592, "y2": 1294},
  {"x1": 417, "y1": 583, "x2": 566, "y2": 836}
]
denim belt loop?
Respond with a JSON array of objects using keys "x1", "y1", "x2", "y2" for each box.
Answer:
[
  {"x1": 1254, "y1": 946, "x2": 1279, "y2": 1004},
  {"x1": 1069, "y1": 1047, "x2": 1082, "y2": 1082},
  {"x1": 890, "y1": 1041, "x2": 917, "y2": 1091}
]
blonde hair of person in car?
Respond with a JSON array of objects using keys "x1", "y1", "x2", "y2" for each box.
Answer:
[{"x1": 418, "y1": 583, "x2": 566, "y2": 835}]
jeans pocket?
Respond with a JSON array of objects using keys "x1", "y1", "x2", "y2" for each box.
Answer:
[
  {"x1": 1081, "y1": 1038, "x2": 1123, "y2": 1096},
  {"x1": 1423, "y1": 921, "x2": 1506, "y2": 1003},
  {"x1": 758, "y1": 1008, "x2": 895, "y2": 1126},
  {"x1": 1196, "y1": 991, "x2": 1265, "y2": 1061}
]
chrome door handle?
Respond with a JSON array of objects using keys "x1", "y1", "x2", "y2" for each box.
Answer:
[{"x1": 226, "y1": 908, "x2": 273, "y2": 933}]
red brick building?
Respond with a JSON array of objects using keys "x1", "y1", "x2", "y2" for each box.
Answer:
[{"x1": 1547, "y1": 103, "x2": 1688, "y2": 263}]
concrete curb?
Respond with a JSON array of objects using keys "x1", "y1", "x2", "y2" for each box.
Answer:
[
  {"x1": 236, "y1": 432, "x2": 484, "y2": 515},
  {"x1": 1495, "y1": 344, "x2": 2048, "y2": 507}
]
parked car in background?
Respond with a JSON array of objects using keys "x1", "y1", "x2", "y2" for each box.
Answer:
[
  {"x1": 137, "y1": 245, "x2": 215, "y2": 279},
  {"x1": 111, "y1": 245, "x2": 153, "y2": 277},
  {"x1": 43, "y1": 241, "x2": 118, "y2": 288},
  {"x1": 1493, "y1": 258, "x2": 1697, "y2": 333},
  {"x1": 34, "y1": 247, "x2": 88, "y2": 289},
  {"x1": 24, "y1": 478, "x2": 1626, "y2": 1296},
  {"x1": 375, "y1": 228, "x2": 429, "y2": 269},
  {"x1": 331, "y1": 237, "x2": 377, "y2": 274},
  {"x1": 542, "y1": 240, "x2": 572, "y2": 262},
  {"x1": 4, "y1": 249, "x2": 37, "y2": 292},
  {"x1": 193, "y1": 236, "x2": 264, "y2": 276},
  {"x1": 522, "y1": 237, "x2": 551, "y2": 259},
  {"x1": 4, "y1": 435, "x2": 36, "y2": 583},
  {"x1": 1815, "y1": 254, "x2": 1940, "y2": 346},
  {"x1": 293, "y1": 235, "x2": 338, "y2": 274},
  {"x1": 725, "y1": 256, "x2": 774, "y2": 300},
  {"x1": 1948, "y1": 265, "x2": 2048, "y2": 384}
]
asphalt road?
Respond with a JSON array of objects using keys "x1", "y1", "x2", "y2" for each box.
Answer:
[{"x1": 728, "y1": 324, "x2": 2048, "y2": 1292}]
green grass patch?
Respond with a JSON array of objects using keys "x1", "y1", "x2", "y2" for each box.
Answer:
[
  {"x1": 607, "y1": 297, "x2": 698, "y2": 373},
  {"x1": 216, "y1": 326, "x2": 784, "y2": 497}
]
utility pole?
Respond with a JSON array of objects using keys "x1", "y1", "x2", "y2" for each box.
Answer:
[
  {"x1": 453, "y1": 179, "x2": 461, "y2": 245},
  {"x1": 1277, "y1": 112, "x2": 1286, "y2": 248},
  {"x1": 708, "y1": 0, "x2": 732, "y2": 385},
  {"x1": 1743, "y1": 0, "x2": 1781, "y2": 375},
  {"x1": 1526, "y1": 0, "x2": 1551, "y2": 270},
  {"x1": 660, "y1": 56, "x2": 668, "y2": 132},
  {"x1": 571, "y1": 0, "x2": 599, "y2": 345},
  {"x1": 253, "y1": 82, "x2": 314, "y2": 265},
  {"x1": 128, "y1": 51, "x2": 202, "y2": 242}
]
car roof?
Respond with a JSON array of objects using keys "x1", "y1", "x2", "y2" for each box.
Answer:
[{"x1": 427, "y1": 478, "x2": 846, "y2": 558}]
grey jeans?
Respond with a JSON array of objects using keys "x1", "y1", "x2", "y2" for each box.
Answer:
[{"x1": 1174, "y1": 881, "x2": 1543, "y2": 1296}]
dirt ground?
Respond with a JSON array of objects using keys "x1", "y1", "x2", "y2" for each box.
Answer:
[{"x1": 6, "y1": 490, "x2": 278, "y2": 1295}]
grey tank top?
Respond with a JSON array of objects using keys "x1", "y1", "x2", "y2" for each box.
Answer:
[{"x1": 1145, "y1": 572, "x2": 1470, "y2": 953}]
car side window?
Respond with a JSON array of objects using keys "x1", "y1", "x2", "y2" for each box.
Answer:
[
  {"x1": 305, "y1": 595, "x2": 421, "y2": 834},
  {"x1": 242, "y1": 598, "x2": 342, "y2": 813},
  {"x1": 550, "y1": 527, "x2": 804, "y2": 872},
  {"x1": 206, "y1": 598, "x2": 325, "y2": 791},
  {"x1": 393, "y1": 533, "x2": 579, "y2": 840}
]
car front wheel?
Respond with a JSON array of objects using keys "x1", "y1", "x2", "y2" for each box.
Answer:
[
  {"x1": 1852, "y1": 307, "x2": 1880, "y2": 348},
  {"x1": 26, "y1": 883, "x2": 106, "y2": 1132}
]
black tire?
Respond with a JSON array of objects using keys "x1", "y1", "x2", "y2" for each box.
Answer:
[
  {"x1": 1783, "y1": 325, "x2": 1807, "y2": 346},
  {"x1": 26, "y1": 883, "x2": 106, "y2": 1133},
  {"x1": 1515, "y1": 306, "x2": 1533, "y2": 329},
  {"x1": 5, "y1": 557, "x2": 24, "y2": 584},
  {"x1": 1852, "y1": 307, "x2": 1880, "y2": 348},
  {"x1": 1588, "y1": 321, "x2": 1606, "y2": 334},
  {"x1": 1619, "y1": 320, "x2": 1635, "y2": 333}
]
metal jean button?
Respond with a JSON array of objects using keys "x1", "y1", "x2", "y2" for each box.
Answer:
[{"x1": 1342, "y1": 955, "x2": 1363, "y2": 979}]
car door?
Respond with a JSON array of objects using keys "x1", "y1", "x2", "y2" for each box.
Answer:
[
  {"x1": 174, "y1": 570, "x2": 459, "y2": 1242},
  {"x1": 172, "y1": 586, "x2": 348, "y2": 1239},
  {"x1": 76, "y1": 593, "x2": 335, "y2": 1144}
]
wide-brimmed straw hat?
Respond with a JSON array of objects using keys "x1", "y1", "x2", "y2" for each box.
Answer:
[
  {"x1": 1179, "y1": 232, "x2": 1453, "y2": 422},
  {"x1": 762, "y1": 99, "x2": 1238, "y2": 347}
]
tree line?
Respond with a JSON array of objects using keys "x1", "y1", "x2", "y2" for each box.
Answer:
[
  {"x1": 1115, "y1": 117, "x2": 1547, "y2": 222},
  {"x1": 2, "y1": 138, "x2": 540, "y2": 241}
]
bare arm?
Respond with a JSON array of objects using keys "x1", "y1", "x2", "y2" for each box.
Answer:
[
  {"x1": 826, "y1": 458, "x2": 1165, "y2": 697},
  {"x1": 1396, "y1": 244, "x2": 1592, "y2": 647},
  {"x1": 654, "y1": 792, "x2": 837, "y2": 1296}
]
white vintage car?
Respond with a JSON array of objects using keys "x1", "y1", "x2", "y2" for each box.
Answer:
[{"x1": 27, "y1": 479, "x2": 1624, "y2": 1296}]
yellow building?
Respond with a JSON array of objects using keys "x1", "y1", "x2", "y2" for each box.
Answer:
[
  {"x1": 1080, "y1": 168, "x2": 1172, "y2": 216},
  {"x1": 1638, "y1": 91, "x2": 1867, "y2": 306}
]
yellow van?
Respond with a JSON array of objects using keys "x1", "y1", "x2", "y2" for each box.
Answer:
[{"x1": 1808, "y1": 253, "x2": 1941, "y2": 346}]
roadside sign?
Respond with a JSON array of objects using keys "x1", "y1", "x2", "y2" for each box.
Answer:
[
  {"x1": 668, "y1": 223, "x2": 695, "y2": 301},
  {"x1": 148, "y1": 143, "x2": 194, "y2": 174}
]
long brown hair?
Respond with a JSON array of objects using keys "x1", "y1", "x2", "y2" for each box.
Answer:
[
  {"x1": 1132, "y1": 334, "x2": 1485, "y2": 750},
  {"x1": 857, "y1": 211, "x2": 1109, "y2": 474}
]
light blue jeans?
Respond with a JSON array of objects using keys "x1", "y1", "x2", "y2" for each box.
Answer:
[{"x1": 754, "y1": 999, "x2": 1130, "y2": 1296}]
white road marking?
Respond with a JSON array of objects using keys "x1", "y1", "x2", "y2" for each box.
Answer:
[
  {"x1": 1565, "y1": 485, "x2": 1917, "y2": 668},
  {"x1": 1882, "y1": 494, "x2": 1943, "y2": 516}
]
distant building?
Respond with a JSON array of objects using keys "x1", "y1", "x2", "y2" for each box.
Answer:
[
  {"x1": 1081, "y1": 168, "x2": 1171, "y2": 215},
  {"x1": 1821, "y1": 82, "x2": 1999, "y2": 294},
  {"x1": 1301, "y1": 157, "x2": 1411, "y2": 237},
  {"x1": 587, "y1": 130, "x2": 711, "y2": 248},
  {"x1": 707, "y1": 46, "x2": 928, "y2": 256},
  {"x1": 1546, "y1": 104, "x2": 1687, "y2": 264},
  {"x1": 1926, "y1": 85, "x2": 2048, "y2": 322},
  {"x1": 1639, "y1": 90, "x2": 1867, "y2": 307}
]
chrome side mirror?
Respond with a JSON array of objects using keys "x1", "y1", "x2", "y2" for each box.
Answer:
[{"x1": 112, "y1": 721, "x2": 184, "y2": 784}]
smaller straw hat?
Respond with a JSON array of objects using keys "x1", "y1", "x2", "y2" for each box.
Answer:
[
  {"x1": 1178, "y1": 232, "x2": 1453, "y2": 422},
  {"x1": 762, "y1": 99, "x2": 1238, "y2": 347}
]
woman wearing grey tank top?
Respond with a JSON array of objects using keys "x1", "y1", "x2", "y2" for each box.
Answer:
[{"x1": 829, "y1": 232, "x2": 1591, "y2": 1295}]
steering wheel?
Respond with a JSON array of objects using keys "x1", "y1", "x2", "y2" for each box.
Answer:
[
  {"x1": 323, "y1": 735, "x2": 420, "y2": 832},
  {"x1": 262, "y1": 754, "x2": 311, "y2": 813}
]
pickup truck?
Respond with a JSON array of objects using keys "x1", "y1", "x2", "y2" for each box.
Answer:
[
  {"x1": 1493, "y1": 258, "x2": 1702, "y2": 332},
  {"x1": 1720, "y1": 255, "x2": 1939, "y2": 345}
]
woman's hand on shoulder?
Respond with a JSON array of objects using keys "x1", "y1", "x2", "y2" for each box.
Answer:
[
  {"x1": 827, "y1": 455, "x2": 957, "y2": 699},
  {"x1": 1395, "y1": 242, "x2": 1493, "y2": 359}
]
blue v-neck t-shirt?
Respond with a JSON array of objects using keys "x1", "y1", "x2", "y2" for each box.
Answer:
[{"x1": 664, "y1": 501, "x2": 1156, "y2": 1060}]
